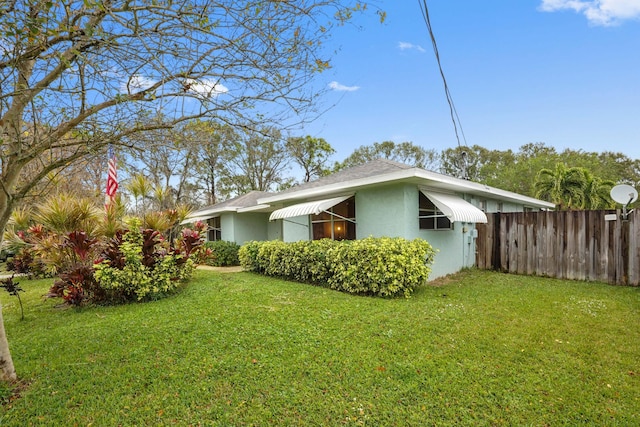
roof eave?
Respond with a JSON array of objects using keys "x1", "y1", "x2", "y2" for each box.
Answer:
[
  {"x1": 257, "y1": 169, "x2": 419, "y2": 204},
  {"x1": 257, "y1": 167, "x2": 555, "y2": 210}
]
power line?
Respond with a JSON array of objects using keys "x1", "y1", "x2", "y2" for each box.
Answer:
[{"x1": 418, "y1": 0, "x2": 468, "y2": 149}]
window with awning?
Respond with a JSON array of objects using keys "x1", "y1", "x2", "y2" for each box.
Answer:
[
  {"x1": 268, "y1": 195, "x2": 353, "y2": 221},
  {"x1": 269, "y1": 195, "x2": 356, "y2": 240},
  {"x1": 419, "y1": 190, "x2": 487, "y2": 229},
  {"x1": 311, "y1": 196, "x2": 355, "y2": 240}
]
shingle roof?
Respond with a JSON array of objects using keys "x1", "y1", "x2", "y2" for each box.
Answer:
[
  {"x1": 277, "y1": 158, "x2": 413, "y2": 195},
  {"x1": 190, "y1": 190, "x2": 274, "y2": 216}
]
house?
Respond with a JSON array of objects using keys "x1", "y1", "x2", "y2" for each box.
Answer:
[{"x1": 185, "y1": 159, "x2": 554, "y2": 278}]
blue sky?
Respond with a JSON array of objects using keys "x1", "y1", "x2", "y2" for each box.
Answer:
[{"x1": 299, "y1": 0, "x2": 640, "y2": 163}]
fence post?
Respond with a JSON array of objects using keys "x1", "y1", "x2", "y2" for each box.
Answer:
[{"x1": 619, "y1": 218, "x2": 630, "y2": 285}]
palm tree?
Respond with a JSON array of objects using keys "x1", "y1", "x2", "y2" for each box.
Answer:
[
  {"x1": 126, "y1": 173, "x2": 152, "y2": 216},
  {"x1": 534, "y1": 163, "x2": 587, "y2": 210},
  {"x1": 33, "y1": 194, "x2": 102, "y2": 235},
  {"x1": 581, "y1": 171, "x2": 615, "y2": 210}
]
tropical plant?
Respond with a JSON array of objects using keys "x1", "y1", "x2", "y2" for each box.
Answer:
[
  {"x1": 534, "y1": 163, "x2": 588, "y2": 210},
  {"x1": 33, "y1": 194, "x2": 102, "y2": 236},
  {"x1": 0, "y1": 276, "x2": 24, "y2": 320},
  {"x1": 47, "y1": 231, "x2": 104, "y2": 305},
  {"x1": 93, "y1": 220, "x2": 205, "y2": 304},
  {"x1": 581, "y1": 171, "x2": 615, "y2": 210},
  {"x1": 126, "y1": 173, "x2": 153, "y2": 216}
]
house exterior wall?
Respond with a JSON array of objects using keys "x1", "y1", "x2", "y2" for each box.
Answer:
[
  {"x1": 220, "y1": 185, "x2": 536, "y2": 279},
  {"x1": 282, "y1": 215, "x2": 309, "y2": 242},
  {"x1": 482, "y1": 199, "x2": 525, "y2": 213},
  {"x1": 355, "y1": 183, "x2": 416, "y2": 239},
  {"x1": 219, "y1": 213, "x2": 235, "y2": 243},
  {"x1": 233, "y1": 213, "x2": 270, "y2": 244},
  {"x1": 355, "y1": 183, "x2": 474, "y2": 279},
  {"x1": 267, "y1": 220, "x2": 282, "y2": 241},
  {"x1": 220, "y1": 212, "x2": 270, "y2": 245}
]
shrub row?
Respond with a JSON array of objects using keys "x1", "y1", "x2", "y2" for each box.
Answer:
[
  {"x1": 203, "y1": 241, "x2": 240, "y2": 267},
  {"x1": 239, "y1": 237, "x2": 436, "y2": 298}
]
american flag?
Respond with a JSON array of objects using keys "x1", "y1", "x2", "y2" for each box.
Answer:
[{"x1": 105, "y1": 147, "x2": 118, "y2": 206}]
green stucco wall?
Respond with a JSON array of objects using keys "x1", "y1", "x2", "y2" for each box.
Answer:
[
  {"x1": 355, "y1": 184, "x2": 416, "y2": 239},
  {"x1": 267, "y1": 220, "x2": 281, "y2": 241},
  {"x1": 220, "y1": 212, "x2": 271, "y2": 245},
  {"x1": 281, "y1": 216, "x2": 309, "y2": 242},
  {"x1": 219, "y1": 213, "x2": 234, "y2": 243},
  {"x1": 355, "y1": 184, "x2": 475, "y2": 279}
]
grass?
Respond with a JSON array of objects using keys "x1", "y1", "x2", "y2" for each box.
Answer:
[{"x1": 0, "y1": 269, "x2": 639, "y2": 426}]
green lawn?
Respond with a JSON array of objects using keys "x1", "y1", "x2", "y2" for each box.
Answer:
[{"x1": 0, "y1": 269, "x2": 639, "y2": 426}]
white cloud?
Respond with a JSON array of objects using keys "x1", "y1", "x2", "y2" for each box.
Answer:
[
  {"x1": 540, "y1": 0, "x2": 640, "y2": 26},
  {"x1": 121, "y1": 74, "x2": 157, "y2": 93},
  {"x1": 398, "y1": 41, "x2": 426, "y2": 53},
  {"x1": 119, "y1": 75, "x2": 228, "y2": 98},
  {"x1": 328, "y1": 81, "x2": 360, "y2": 92},
  {"x1": 184, "y1": 78, "x2": 229, "y2": 98}
]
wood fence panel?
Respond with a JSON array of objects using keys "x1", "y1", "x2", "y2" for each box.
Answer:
[
  {"x1": 631, "y1": 211, "x2": 640, "y2": 284},
  {"x1": 526, "y1": 213, "x2": 535, "y2": 275},
  {"x1": 544, "y1": 211, "x2": 555, "y2": 277},
  {"x1": 576, "y1": 211, "x2": 587, "y2": 281},
  {"x1": 475, "y1": 210, "x2": 639, "y2": 286}
]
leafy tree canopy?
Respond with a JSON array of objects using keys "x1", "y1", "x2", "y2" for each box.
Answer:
[{"x1": 337, "y1": 141, "x2": 439, "y2": 170}]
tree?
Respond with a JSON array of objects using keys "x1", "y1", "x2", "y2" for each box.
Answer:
[
  {"x1": 534, "y1": 163, "x2": 588, "y2": 210},
  {"x1": 185, "y1": 120, "x2": 237, "y2": 205},
  {"x1": 338, "y1": 141, "x2": 439, "y2": 170},
  {"x1": 0, "y1": 0, "x2": 382, "y2": 382},
  {"x1": 125, "y1": 122, "x2": 198, "y2": 210},
  {"x1": 439, "y1": 145, "x2": 490, "y2": 180},
  {"x1": 285, "y1": 135, "x2": 335, "y2": 182},
  {"x1": 220, "y1": 127, "x2": 290, "y2": 197},
  {"x1": 581, "y1": 171, "x2": 615, "y2": 210}
]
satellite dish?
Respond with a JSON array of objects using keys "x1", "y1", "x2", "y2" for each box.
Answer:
[{"x1": 610, "y1": 184, "x2": 638, "y2": 206}]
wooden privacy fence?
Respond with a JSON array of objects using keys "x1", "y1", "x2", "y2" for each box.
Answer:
[{"x1": 476, "y1": 210, "x2": 640, "y2": 286}]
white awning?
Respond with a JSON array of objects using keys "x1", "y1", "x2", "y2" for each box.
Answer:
[
  {"x1": 269, "y1": 195, "x2": 352, "y2": 221},
  {"x1": 420, "y1": 190, "x2": 488, "y2": 223}
]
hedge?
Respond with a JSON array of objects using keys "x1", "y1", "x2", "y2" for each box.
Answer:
[
  {"x1": 204, "y1": 240, "x2": 241, "y2": 267},
  {"x1": 238, "y1": 237, "x2": 436, "y2": 298}
]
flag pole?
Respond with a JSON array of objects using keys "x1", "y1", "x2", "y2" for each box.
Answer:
[{"x1": 105, "y1": 145, "x2": 118, "y2": 209}]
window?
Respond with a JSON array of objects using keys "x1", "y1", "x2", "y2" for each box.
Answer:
[
  {"x1": 207, "y1": 217, "x2": 221, "y2": 241},
  {"x1": 419, "y1": 192, "x2": 452, "y2": 230},
  {"x1": 311, "y1": 196, "x2": 356, "y2": 240}
]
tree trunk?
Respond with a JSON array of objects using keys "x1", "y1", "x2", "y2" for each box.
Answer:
[
  {"x1": 0, "y1": 194, "x2": 18, "y2": 382},
  {"x1": 0, "y1": 306, "x2": 17, "y2": 382}
]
